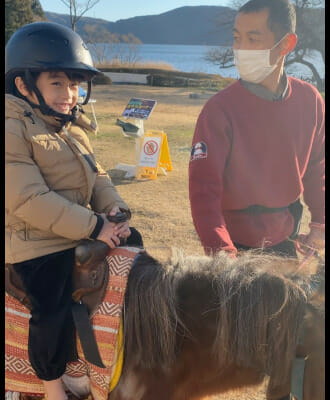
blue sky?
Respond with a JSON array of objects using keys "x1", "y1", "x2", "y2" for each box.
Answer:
[{"x1": 38, "y1": 1, "x2": 232, "y2": 22}]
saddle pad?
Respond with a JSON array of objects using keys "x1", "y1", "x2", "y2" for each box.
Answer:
[{"x1": 5, "y1": 247, "x2": 141, "y2": 400}]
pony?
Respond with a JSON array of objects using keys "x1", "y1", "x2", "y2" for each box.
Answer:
[
  {"x1": 109, "y1": 249, "x2": 324, "y2": 400},
  {"x1": 8, "y1": 249, "x2": 325, "y2": 400}
]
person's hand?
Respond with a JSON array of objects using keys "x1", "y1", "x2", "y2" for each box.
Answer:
[
  {"x1": 229, "y1": 252, "x2": 237, "y2": 259},
  {"x1": 296, "y1": 223, "x2": 325, "y2": 255},
  {"x1": 115, "y1": 222, "x2": 131, "y2": 239},
  {"x1": 108, "y1": 206, "x2": 131, "y2": 240},
  {"x1": 108, "y1": 206, "x2": 121, "y2": 217},
  {"x1": 96, "y1": 215, "x2": 120, "y2": 249}
]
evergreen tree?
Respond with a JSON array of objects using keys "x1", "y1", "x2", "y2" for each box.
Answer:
[
  {"x1": 6, "y1": 0, "x2": 34, "y2": 44},
  {"x1": 31, "y1": 0, "x2": 46, "y2": 20},
  {"x1": 5, "y1": 0, "x2": 46, "y2": 44}
]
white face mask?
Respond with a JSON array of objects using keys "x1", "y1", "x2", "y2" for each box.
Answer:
[{"x1": 233, "y1": 35, "x2": 286, "y2": 83}]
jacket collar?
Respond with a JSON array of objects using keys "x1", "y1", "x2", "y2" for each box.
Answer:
[
  {"x1": 35, "y1": 108, "x2": 98, "y2": 135},
  {"x1": 5, "y1": 94, "x2": 98, "y2": 134}
]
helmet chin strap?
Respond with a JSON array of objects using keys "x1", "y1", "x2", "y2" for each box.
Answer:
[
  {"x1": 81, "y1": 80, "x2": 92, "y2": 105},
  {"x1": 24, "y1": 70, "x2": 81, "y2": 125}
]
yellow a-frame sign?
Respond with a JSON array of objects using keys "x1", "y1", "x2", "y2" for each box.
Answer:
[{"x1": 135, "y1": 130, "x2": 172, "y2": 180}]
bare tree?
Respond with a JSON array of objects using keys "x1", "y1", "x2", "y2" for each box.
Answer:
[
  {"x1": 84, "y1": 25, "x2": 142, "y2": 66},
  {"x1": 84, "y1": 24, "x2": 119, "y2": 64},
  {"x1": 59, "y1": 0, "x2": 101, "y2": 31},
  {"x1": 285, "y1": 0, "x2": 324, "y2": 90},
  {"x1": 205, "y1": 0, "x2": 325, "y2": 91},
  {"x1": 119, "y1": 34, "x2": 142, "y2": 65}
]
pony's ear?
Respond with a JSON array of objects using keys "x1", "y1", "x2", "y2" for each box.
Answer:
[
  {"x1": 295, "y1": 255, "x2": 322, "y2": 278},
  {"x1": 310, "y1": 287, "x2": 324, "y2": 305},
  {"x1": 302, "y1": 253, "x2": 325, "y2": 302},
  {"x1": 311, "y1": 258, "x2": 325, "y2": 300}
]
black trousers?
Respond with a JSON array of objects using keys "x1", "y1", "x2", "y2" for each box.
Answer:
[
  {"x1": 13, "y1": 227, "x2": 144, "y2": 381},
  {"x1": 234, "y1": 238, "x2": 297, "y2": 258},
  {"x1": 13, "y1": 248, "x2": 77, "y2": 381}
]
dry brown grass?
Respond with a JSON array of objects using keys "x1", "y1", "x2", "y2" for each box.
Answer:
[
  {"x1": 85, "y1": 83, "x2": 312, "y2": 400},
  {"x1": 88, "y1": 85, "x2": 216, "y2": 260}
]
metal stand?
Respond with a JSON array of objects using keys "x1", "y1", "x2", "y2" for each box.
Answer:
[
  {"x1": 114, "y1": 119, "x2": 144, "y2": 178},
  {"x1": 88, "y1": 99, "x2": 98, "y2": 132}
]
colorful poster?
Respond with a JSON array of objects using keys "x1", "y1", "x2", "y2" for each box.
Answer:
[{"x1": 122, "y1": 98, "x2": 157, "y2": 120}]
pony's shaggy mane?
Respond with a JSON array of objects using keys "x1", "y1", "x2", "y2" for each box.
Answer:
[{"x1": 123, "y1": 249, "x2": 317, "y2": 386}]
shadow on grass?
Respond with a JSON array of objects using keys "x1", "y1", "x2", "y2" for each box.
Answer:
[{"x1": 108, "y1": 169, "x2": 161, "y2": 186}]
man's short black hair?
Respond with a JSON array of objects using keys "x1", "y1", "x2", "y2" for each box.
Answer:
[{"x1": 239, "y1": 0, "x2": 296, "y2": 40}]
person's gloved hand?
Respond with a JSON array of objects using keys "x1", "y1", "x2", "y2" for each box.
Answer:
[
  {"x1": 96, "y1": 215, "x2": 120, "y2": 249},
  {"x1": 108, "y1": 206, "x2": 131, "y2": 240}
]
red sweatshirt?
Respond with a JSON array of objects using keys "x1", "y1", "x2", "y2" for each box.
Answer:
[{"x1": 189, "y1": 77, "x2": 325, "y2": 255}]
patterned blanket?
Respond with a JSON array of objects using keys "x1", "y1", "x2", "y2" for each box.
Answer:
[{"x1": 5, "y1": 247, "x2": 141, "y2": 400}]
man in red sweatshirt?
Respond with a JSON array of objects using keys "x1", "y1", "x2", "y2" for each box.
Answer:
[{"x1": 189, "y1": 0, "x2": 324, "y2": 261}]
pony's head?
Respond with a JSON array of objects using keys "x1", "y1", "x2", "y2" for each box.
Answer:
[{"x1": 118, "y1": 249, "x2": 324, "y2": 400}]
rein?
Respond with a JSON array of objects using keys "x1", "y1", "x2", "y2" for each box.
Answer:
[{"x1": 290, "y1": 243, "x2": 324, "y2": 400}]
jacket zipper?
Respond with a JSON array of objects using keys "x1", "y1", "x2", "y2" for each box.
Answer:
[{"x1": 61, "y1": 127, "x2": 98, "y2": 173}]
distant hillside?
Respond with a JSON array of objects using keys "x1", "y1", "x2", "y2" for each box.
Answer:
[
  {"x1": 45, "y1": 5, "x2": 324, "y2": 48},
  {"x1": 45, "y1": 6, "x2": 235, "y2": 46}
]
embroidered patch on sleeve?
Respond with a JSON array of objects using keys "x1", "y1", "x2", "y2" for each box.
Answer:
[{"x1": 190, "y1": 141, "x2": 208, "y2": 161}]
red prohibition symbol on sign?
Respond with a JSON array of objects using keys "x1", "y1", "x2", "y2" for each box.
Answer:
[{"x1": 144, "y1": 140, "x2": 159, "y2": 155}]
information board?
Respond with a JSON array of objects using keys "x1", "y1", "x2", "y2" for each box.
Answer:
[{"x1": 122, "y1": 98, "x2": 157, "y2": 120}]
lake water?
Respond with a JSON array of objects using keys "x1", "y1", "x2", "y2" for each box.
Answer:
[{"x1": 90, "y1": 43, "x2": 324, "y2": 81}]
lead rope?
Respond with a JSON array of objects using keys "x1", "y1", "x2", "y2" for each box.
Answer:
[
  {"x1": 291, "y1": 235, "x2": 324, "y2": 400},
  {"x1": 290, "y1": 235, "x2": 309, "y2": 400},
  {"x1": 290, "y1": 356, "x2": 306, "y2": 400}
]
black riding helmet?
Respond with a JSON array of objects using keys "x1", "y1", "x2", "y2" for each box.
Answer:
[{"x1": 5, "y1": 22, "x2": 102, "y2": 123}]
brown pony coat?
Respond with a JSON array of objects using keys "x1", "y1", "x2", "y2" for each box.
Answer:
[{"x1": 112, "y1": 249, "x2": 324, "y2": 400}]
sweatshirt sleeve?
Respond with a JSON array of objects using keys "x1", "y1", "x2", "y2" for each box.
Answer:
[
  {"x1": 189, "y1": 99, "x2": 236, "y2": 255},
  {"x1": 302, "y1": 93, "x2": 325, "y2": 224},
  {"x1": 90, "y1": 161, "x2": 130, "y2": 214},
  {"x1": 5, "y1": 126, "x2": 98, "y2": 240}
]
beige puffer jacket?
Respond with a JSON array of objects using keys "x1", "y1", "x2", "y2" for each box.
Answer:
[{"x1": 5, "y1": 94, "x2": 129, "y2": 263}]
